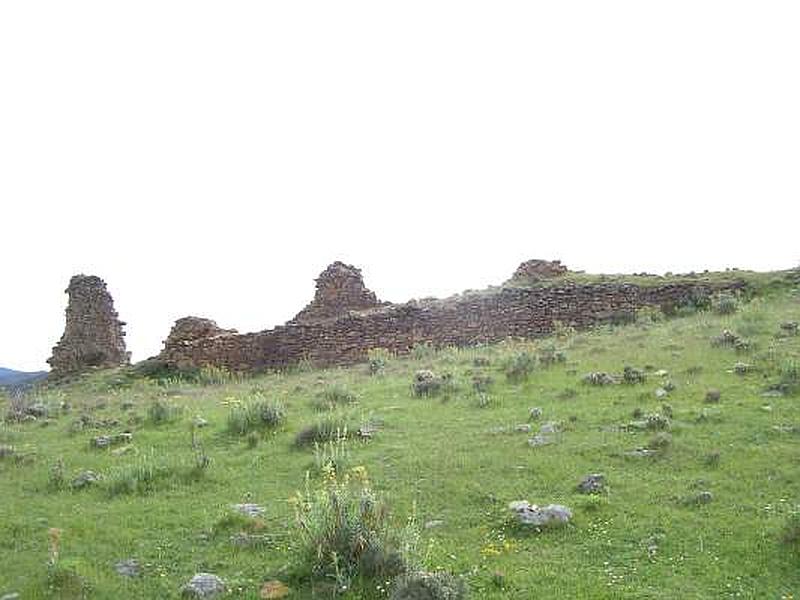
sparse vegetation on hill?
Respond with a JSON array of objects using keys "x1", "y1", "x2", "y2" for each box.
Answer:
[{"x1": 1, "y1": 277, "x2": 799, "y2": 598}]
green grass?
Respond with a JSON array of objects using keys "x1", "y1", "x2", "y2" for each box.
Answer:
[{"x1": 1, "y1": 289, "x2": 799, "y2": 598}]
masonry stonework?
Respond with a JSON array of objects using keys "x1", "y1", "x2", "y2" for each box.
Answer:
[
  {"x1": 158, "y1": 260, "x2": 745, "y2": 373},
  {"x1": 48, "y1": 275, "x2": 130, "y2": 378}
]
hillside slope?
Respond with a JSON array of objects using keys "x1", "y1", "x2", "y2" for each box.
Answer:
[
  {"x1": 1, "y1": 289, "x2": 798, "y2": 598},
  {"x1": 0, "y1": 367, "x2": 47, "y2": 388}
]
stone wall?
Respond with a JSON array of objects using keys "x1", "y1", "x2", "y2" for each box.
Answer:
[
  {"x1": 289, "y1": 261, "x2": 385, "y2": 325},
  {"x1": 159, "y1": 261, "x2": 746, "y2": 373},
  {"x1": 48, "y1": 275, "x2": 130, "y2": 378}
]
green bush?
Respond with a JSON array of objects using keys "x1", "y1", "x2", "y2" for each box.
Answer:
[
  {"x1": 391, "y1": 570, "x2": 468, "y2": 599},
  {"x1": 314, "y1": 385, "x2": 358, "y2": 411},
  {"x1": 537, "y1": 343, "x2": 567, "y2": 367},
  {"x1": 291, "y1": 468, "x2": 416, "y2": 587},
  {"x1": 504, "y1": 352, "x2": 535, "y2": 382},
  {"x1": 226, "y1": 396, "x2": 286, "y2": 436},
  {"x1": 313, "y1": 436, "x2": 350, "y2": 475},
  {"x1": 368, "y1": 348, "x2": 392, "y2": 375},
  {"x1": 147, "y1": 399, "x2": 183, "y2": 425},
  {"x1": 712, "y1": 292, "x2": 739, "y2": 315},
  {"x1": 782, "y1": 510, "x2": 800, "y2": 545},
  {"x1": 295, "y1": 416, "x2": 351, "y2": 447}
]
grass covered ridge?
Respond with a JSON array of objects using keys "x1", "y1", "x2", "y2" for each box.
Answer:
[{"x1": 1, "y1": 284, "x2": 799, "y2": 598}]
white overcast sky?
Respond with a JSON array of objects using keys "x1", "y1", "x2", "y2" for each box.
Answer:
[{"x1": 1, "y1": 2, "x2": 798, "y2": 372}]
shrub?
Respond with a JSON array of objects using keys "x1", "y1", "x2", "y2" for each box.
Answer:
[
  {"x1": 776, "y1": 359, "x2": 800, "y2": 396},
  {"x1": 314, "y1": 385, "x2": 357, "y2": 411},
  {"x1": 106, "y1": 451, "x2": 206, "y2": 497},
  {"x1": 622, "y1": 366, "x2": 646, "y2": 384},
  {"x1": 226, "y1": 397, "x2": 286, "y2": 436},
  {"x1": 637, "y1": 305, "x2": 664, "y2": 323},
  {"x1": 538, "y1": 344, "x2": 567, "y2": 367},
  {"x1": 368, "y1": 348, "x2": 392, "y2": 375},
  {"x1": 390, "y1": 570, "x2": 468, "y2": 600},
  {"x1": 782, "y1": 510, "x2": 800, "y2": 545},
  {"x1": 712, "y1": 292, "x2": 738, "y2": 315},
  {"x1": 313, "y1": 436, "x2": 350, "y2": 475},
  {"x1": 290, "y1": 468, "x2": 416, "y2": 588},
  {"x1": 196, "y1": 365, "x2": 240, "y2": 386},
  {"x1": 147, "y1": 399, "x2": 183, "y2": 425},
  {"x1": 647, "y1": 432, "x2": 673, "y2": 451},
  {"x1": 471, "y1": 375, "x2": 493, "y2": 393},
  {"x1": 411, "y1": 343, "x2": 437, "y2": 361},
  {"x1": 46, "y1": 561, "x2": 91, "y2": 598},
  {"x1": 474, "y1": 393, "x2": 496, "y2": 409},
  {"x1": 412, "y1": 371, "x2": 455, "y2": 397},
  {"x1": 48, "y1": 458, "x2": 66, "y2": 491},
  {"x1": 504, "y1": 352, "x2": 535, "y2": 382},
  {"x1": 583, "y1": 372, "x2": 616, "y2": 386},
  {"x1": 295, "y1": 417, "x2": 350, "y2": 447},
  {"x1": 644, "y1": 413, "x2": 670, "y2": 431}
]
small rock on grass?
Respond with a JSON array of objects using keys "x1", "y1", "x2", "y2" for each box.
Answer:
[
  {"x1": 71, "y1": 471, "x2": 101, "y2": 489},
  {"x1": 232, "y1": 503, "x2": 265, "y2": 518},
  {"x1": 509, "y1": 501, "x2": 572, "y2": 527},
  {"x1": 182, "y1": 573, "x2": 226, "y2": 598},
  {"x1": 114, "y1": 559, "x2": 140, "y2": 578},
  {"x1": 577, "y1": 474, "x2": 605, "y2": 494}
]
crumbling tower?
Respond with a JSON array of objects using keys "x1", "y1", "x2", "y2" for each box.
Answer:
[
  {"x1": 47, "y1": 275, "x2": 130, "y2": 377},
  {"x1": 289, "y1": 261, "x2": 384, "y2": 325}
]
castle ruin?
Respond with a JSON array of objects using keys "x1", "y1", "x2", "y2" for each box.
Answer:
[
  {"x1": 48, "y1": 275, "x2": 130, "y2": 378},
  {"x1": 157, "y1": 260, "x2": 745, "y2": 373}
]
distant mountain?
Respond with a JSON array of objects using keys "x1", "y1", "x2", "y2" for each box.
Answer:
[{"x1": 0, "y1": 367, "x2": 48, "y2": 389}]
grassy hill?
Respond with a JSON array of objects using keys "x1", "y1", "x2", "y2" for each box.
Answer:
[{"x1": 1, "y1": 284, "x2": 799, "y2": 598}]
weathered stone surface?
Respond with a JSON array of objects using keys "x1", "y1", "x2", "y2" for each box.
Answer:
[
  {"x1": 577, "y1": 474, "x2": 605, "y2": 494},
  {"x1": 232, "y1": 503, "x2": 265, "y2": 518},
  {"x1": 71, "y1": 470, "x2": 101, "y2": 489},
  {"x1": 289, "y1": 261, "x2": 384, "y2": 325},
  {"x1": 509, "y1": 259, "x2": 569, "y2": 283},
  {"x1": 182, "y1": 573, "x2": 225, "y2": 598},
  {"x1": 158, "y1": 261, "x2": 745, "y2": 373},
  {"x1": 48, "y1": 275, "x2": 130, "y2": 378},
  {"x1": 114, "y1": 558, "x2": 140, "y2": 577},
  {"x1": 508, "y1": 501, "x2": 572, "y2": 527}
]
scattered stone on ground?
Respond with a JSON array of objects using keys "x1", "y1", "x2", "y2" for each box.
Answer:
[
  {"x1": 114, "y1": 558, "x2": 140, "y2": 578},
  {"x1": 539, "y1": 422, "x2": 559, "y2": 434},
  {"x1": 528, "y1": 434, "x2": 554, "y2": 447},
  {"x1": 625, "y1": 447, "x2": 656, "y2": 458},
  {"x1": 577, "y1": 474, "x2": 605, "y2": 494},
  {"x1": 528, "y1": 407, "x2": 543, "y2": 420},
  {"x1": 779, "y1": 321, "x2": 798, "y2": 335},
  {"x1": 655, "y1": 388, "x2": 668, "y2": 399},
  {"x1": 705, "y1": 389, "x2": 721, "y2": 403},
  {"x1": 509, "y1": 501, "x2": 572, "y2": 527},
  {"x1": 424, "y1": 519, "x2": 444, "y2": 529},
  {"x1": 91, "y1": 432, "x2": 132, "y2": 449},
  {"x1": 182, "y1": 573, "x2": 226, "y2": 598},
  {"x1": 583, "y1": 372, "x2": 616, "y2": 386},
  {"x1": 71, "y1": 470, "x2": 101, "y2": 489},
  {"x1": 623, "y1": 366, "x2": 646, "y2": 384},
  {"x1": 193, "y1": 416, "x2": 209, "y2": 428},
  {"x1": 514, "y1": 424, "x2": 533, "y2": 433},
  {"x1": 232, "y1": 503, "x2": 265, "y2": 518},
  {"x1": 733, "y1": 362, "x2": 755, "y2": 375}
]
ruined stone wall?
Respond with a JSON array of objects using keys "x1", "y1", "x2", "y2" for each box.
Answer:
[
  {"x1": 159, "y1": 277, "x2": 745, "y2": 373},
  {"x1": 289, "y1": 261, "x2": 385, "y2": 325},
  {"x1": 48, "y1": 275, "x2": 130, "y2": 378}
]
